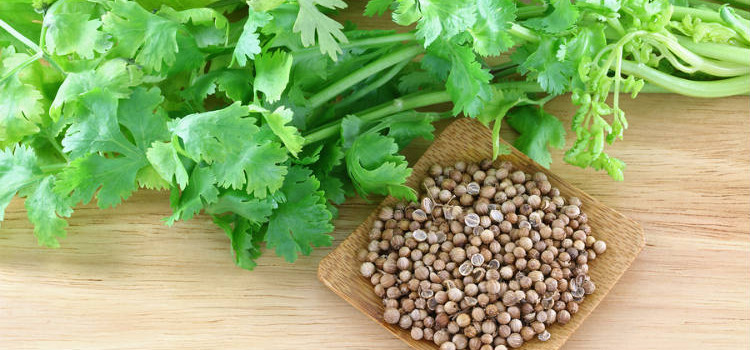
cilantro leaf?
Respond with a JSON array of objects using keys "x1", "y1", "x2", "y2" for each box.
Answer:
[
  {"x1": 524, "y1": 0, "x2": 580, "y2": 34},
  {"x1": 415, "y1": 0, "x2": 477, "y2": 47},
  {"x1": 167, "y1": 166, "x2": 219, "y2": 225},
  {"x1": 158, "y1": 7, "x2": 229, "y2": 48},
  {"x1": 43, "y1": 0, "x2": 111, "y2": 59},
  {"x1": 209, "y1": 139, "x2": 288, "y2": 198},
  {"x1": 0, "y1": 145, "x2": 40, "y2": 223},
  {"x1": 262, "y1": 106, "x2": 305, "y2": 157},
  {"x1": 293, "y1": 0, "x2": 349, "y2": 60},
  {"x1": 364, "y1": 0, "x2": 392, "y2": 17},
  {"x1": 169, "y1": 102, "x2": 254, "y2": 163},
  {"x1": 346, "y1": 132, "x2": 416, "y2": 200},
  {"x1": 25, "y1": 175, "x2": 73, "y2": 248},
  {"x1": 146, "y1": 141, "x2": 189, "y2": 190},
  {"x1": 425, "y1": 40, "x2": 493, "y2": 117},
  {"x1": 102, "y1": 0, "x2": 180, "y2": 72},
  {"x1": 507, "y1": 106, "x2": 566, "y2": 168},
  {"x1": 55, "y1": 153, "x2": 146, "y2": 209},
  {"x1": 233, "y1": 8, "x2": 272, "y2": 67},
  {"x1": 513, "y1": 38, "x2": 575, "y2": 95},
  {"x1": 117, "y1": 87, "x2": 170, "y2": 151},
  {"x1": 0, "y1": 47, "x2": 43, "y2": 148},
  {"x1": 50, "y1": 59, "x2": 143, "y2": 121},
  {"x1": 264, "y1": 166, "x2": 333, "y2": 263},
  {"x1": 213, "y1": 215, "x2": 264, "y2": 270},
  {"x1": 169, "y1": 103, "x2": 289, "y2": 198},
  {"x1": 207, "y1": 190, "x2": 278, "y2": 223},
  {"x1": 254, "y1": 50, "x2": 293, "y2": 103},
  {"x1": 471, "y1": 0, "x2": 516, "y2": 56}
]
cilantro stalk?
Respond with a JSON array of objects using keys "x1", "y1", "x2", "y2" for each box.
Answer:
[
  {"x1": 619, "y1": 61, "x2": 750, "y2": 97},
  {"x1": 304, "y1": 82, "x2": 543, "y2": 145},
  {"x1": 307, "y1": 45, "x2": 422, "y2": 108}
]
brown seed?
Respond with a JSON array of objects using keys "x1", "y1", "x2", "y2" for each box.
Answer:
[
  {"x1": 557, "y1": 309, "x2": 571, "y2": 324},
  {"x1": 384, "y1": 307, "x2": 400, "y2": 324},
  {"x1": 465, "y1": 213, "x2": 480, "y2": 227},
  {"x1": 538, "y1": 330, "x2": 551, "y2": 341},
  {"x1": 593, "y1": 240, "x2": 607, "y2": 254},
  {"x1": 506, "y1": 333, "x2": 524, "y2": 348}
]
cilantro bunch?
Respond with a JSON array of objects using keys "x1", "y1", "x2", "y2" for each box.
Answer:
[{"x1": 0, "y1": 0, "x2": 747, "y2": 269}]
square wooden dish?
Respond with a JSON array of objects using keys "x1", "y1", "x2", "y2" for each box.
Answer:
[{"x1": 318, "y1": 117, "x2": 645, "y2": 350}]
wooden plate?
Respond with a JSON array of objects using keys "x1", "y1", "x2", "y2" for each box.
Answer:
[{"x1": 318, "y1": 117, "x2": 645, "y2": 350}]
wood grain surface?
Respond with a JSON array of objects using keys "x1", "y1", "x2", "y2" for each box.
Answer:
[
  {"x1": 1, "y1": 3, "x2": 749, "y2": 350},
  {"x1": 318, "y1": 117, "x2": 645, "y2": 350}
]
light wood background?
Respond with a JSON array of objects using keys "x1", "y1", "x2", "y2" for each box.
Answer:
[{"x1": 1, "y1": 2, "x2": 749, "y2": 349}]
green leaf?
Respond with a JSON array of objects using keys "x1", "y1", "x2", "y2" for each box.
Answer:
[
  {"x1": 212, "y1": 214, "x2": 264, "y2": 270},
  {"x1": 262, "y1": 106, "x2": 304, "y2": 157},
  {"x1": 117, "y1": 87, "x2": 170, "y2": 151},
  {"x1": 209, "y1": 140, "x2": 288, "y2": 198},
  {"x1": 471, "y1": 0, "x2": 516, "y2": 56},
  {"x1": 383, "y1": 111, "x2": 435, "y2": 149},
  {"x1": 55, "y1": 153, "x2": 146, "y2": 208},
  {"x1": 0, "y1": 47, "x2": 43, "y2": 148},
  {"x1": 513, "y1": 38, "x2": 575, "y2": 95},
  {"x1": 425, "y1": 40, "x2": 493, "y2": 117},
  {"x1": 254, "y1": 50, "x2": 293, "y2": 103},
  {"x1": 345, "y1": 132, "x2": 415, "y2": 200},
  {"x1": 524, "y1": 0, "x2": 579, "y2": 33},
  {"x1": 167, "y1": 166, "x2": 219, "y2": 225},
  {"x1": 233, "y1": 8, "x2": 272, "y2": 67},
  {"x1": 169, "y1": 102, "x2": 254, "y2": 163},
  {"x1": 43, "y1": 0, "x2": 111, "y2": 59},
  {"x1": 507, "y1": 106, "x2": 566, "y2": 168},
  {"x1": 145, "y1": 141, "x2": 189, "y2": 190},
  {"x1": 264, "y1": 166, "x2": 333, "y2": 262},
  {"x1": 50, "y1": 59, "x2": 143, "y2": 121},
  {"x1": 206, "y1": 190, "x2": 277, "y2": 223},
  {"x1": 25, "y1": 175, "x2": 73, "y2": 248},
  {"x1": 293, "y1": 0, "x2": 349, "y2": 60},
  {"x1": 61, "y1": 89, "x2": 141, "y2": 159},
  {"x1": 158, "y1": 7, "x2": 229, "y2": 48},
  {"x1": 0, "y1": 145, "x2": 40, "y2": 223},
  {"x1": 102, "y1": 0, "x2": 180, "y2": 72},
  {"x1": 364, "y1": 0, "x2": 392, "y2": 17},
  {"x1": 415, "y1": 0, "x2": 477, "y2": 47}
]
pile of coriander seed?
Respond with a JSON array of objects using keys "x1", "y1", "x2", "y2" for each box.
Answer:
[{"x1": 358, "y1": 160, "x2": 607, "y2": 350}]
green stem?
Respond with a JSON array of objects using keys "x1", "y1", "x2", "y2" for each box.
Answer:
[
  {"x1": 0, "y1": 51, "x2": 42, "y2": 84},
  {"x1": 40, "y1": 163, "x2": 66, "y2": 174},
  {"x1": 643, "y1": 34, "x2": 750, "y2": 76},
  {"x1": 0, "y1": 18, "x2": 41, "y2": 52},
  {"x1": 672, "y1": 5, "x2": 750, "y2": 27},
  {"x1": 724, "y1": 0, "x2": 750, "y2": 8},
  {"x1": 334, "y1": 58, "x2": 411, "y2": 111},
  {"x1": 675, "y1": 35, "x2": 750, "y2": 65},
  {"x1": 721, "y1": 5, "x2": 750, "y2": 42},
  {"x1": 508, "y1": 23, "x2": 541, "y2": 43},
  {"x1": 307, "y1": 45, "x2": 423, "y2": 108},
  {"x1": 47, "y1": 135, "x2": 69, "y2": 162},
  {"x1": 517, "y1": 4, "x2": 548, "y2": 19},
  {"x1": 303, "y1": 82, "x2": 544, "y2": 145},
  {"x1": 686, "y1": 0, "x2": 750, "y2": 19},
  {"x1": 620, "y1": 60, "x2": 750, "y2": 97},
  {"x1": 293, "y1": 33, "x2": 417, "y2": 61}
]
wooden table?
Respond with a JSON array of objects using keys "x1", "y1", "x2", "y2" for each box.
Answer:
[{"x1": 1, "y1": 5, "x2": 749, "y2": 350}]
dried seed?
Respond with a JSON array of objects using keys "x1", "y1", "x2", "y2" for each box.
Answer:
[
  {"x1": 471, "y1": 253, "x2": 485, "y2": 266},
  {"x1": 413, "y1": 229, "x2": 427, "y2": 242},
  {"x1": 486, "y1": 259, "x2": 500, "y2": 270},
  {"x1": 467, "y1": 182, "x2": 480, "y2": 195},
  {"x1": 465, "y1": 213, "x2": 480, "y2": 227},
  {"x1": 459, "y1": 261, "x2": 473, "y2": 276},
  {"x1": 538, "y1": 330, "x2": 551, "y2": 342}
]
